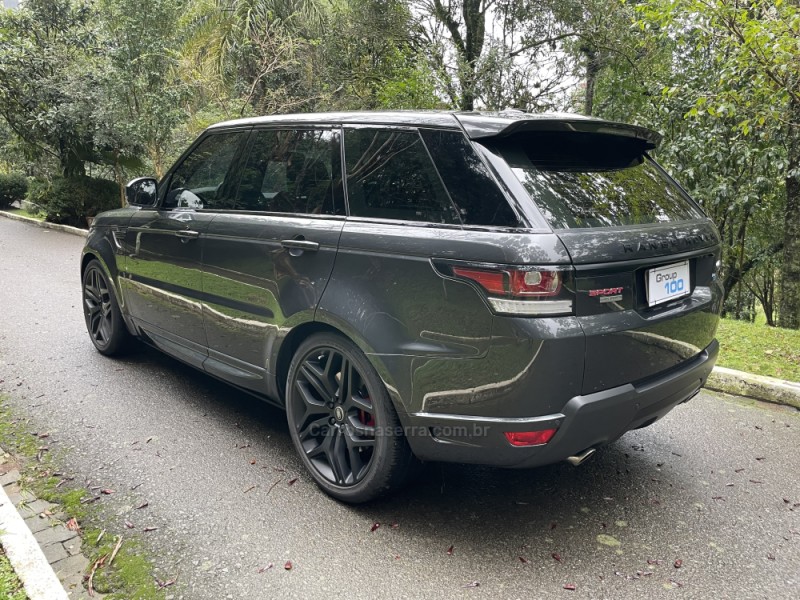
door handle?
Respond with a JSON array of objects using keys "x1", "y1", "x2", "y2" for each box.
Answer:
[
  {"x1": 176, "y1": 230, "x2": 200, "y2": 241},
  {"x1": 281, "y1": 239, "x2": 320, "y2": 253}
]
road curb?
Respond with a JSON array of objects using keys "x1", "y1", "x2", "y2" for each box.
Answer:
[
  {"x1": 707, "y1": 366, "x2": 800, "y2": 409},
  {"x1": 0, "y1": 471, "x2": 69, "y2": 600},
  {"x1": 0, "y1": 209, "x2": 87, "y2": 238}
]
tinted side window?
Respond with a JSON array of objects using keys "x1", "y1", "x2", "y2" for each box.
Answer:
[
  {"x1": 165, "y1": 132, "x2": 246, "y2": 209},
  {"x1": 344, "y1": 128, "x2": 460, "y2": 224},
  {"x1": 420, "y1": 129, "x2": 520, "y2": 228},
  {"x1": 235, "y1": 129, "x2": 344, "y2": 215}
]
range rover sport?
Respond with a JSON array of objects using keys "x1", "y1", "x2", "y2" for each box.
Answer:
[{"x1": 80, "y1": 111, "x2": 723, "y2": 502}]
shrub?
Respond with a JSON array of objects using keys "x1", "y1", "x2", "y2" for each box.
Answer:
[
  {"x1": 25, "y1": 178, "x2": 52, "y2": 215},
  {"x1": 0, "y1": 173, "x2": 28, "y2": 209},
  {"x1": 41, "y1": 176, "x2": 121, "y2": 227}
]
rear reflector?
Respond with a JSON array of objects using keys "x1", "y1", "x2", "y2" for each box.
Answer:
[{"x1": 504, "y1": 429, "x2": 557, "y2": 447}]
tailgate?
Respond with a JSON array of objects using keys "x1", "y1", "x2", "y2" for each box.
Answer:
[{"x1": 558, "y1": 221, "x2": 723, "y2": 394}]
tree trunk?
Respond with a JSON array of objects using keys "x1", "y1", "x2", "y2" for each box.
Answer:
[
  {"x1": 459, "y1": 0, "x2": 485, "y2": 111},
  {"x1": 779, "y1": 99, "x2": 800, "y2": 329},
  {"x1": 59, "y1": 139, "x2": 85, "y2": 178},
  {"x1": 779, "y1": 171, "x2": 800, "y2": 328},
  {"x1": 584, "y1": 47, "x2": 600, "y2": 116}
]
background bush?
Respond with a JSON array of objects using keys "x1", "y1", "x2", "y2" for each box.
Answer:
[
  {"x1": 42, "y1": 176, "x2": 121, "y2": 227},
  {"x1": 24, "y1": 178, "x2": 52, "y2": 216},
  {"x1": 0, "y1": 173, "x2": 28, "y2": 209}
]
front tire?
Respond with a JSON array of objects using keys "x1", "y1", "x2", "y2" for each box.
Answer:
[
  {"x1": 82, "y1": 259, "x2": 131, "y2": 356},
  {"x1": 286, "y1": 333, "x2": 417, "y2": 503}
]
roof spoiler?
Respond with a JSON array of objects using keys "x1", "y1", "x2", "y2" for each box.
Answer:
[{"x1": 455, "y1": 113, "x2": 662, "y2": 150}]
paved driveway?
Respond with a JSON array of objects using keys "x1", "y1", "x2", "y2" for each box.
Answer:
[{"x1": 0, "y1": 217, "x2": 798, "y2": 599}]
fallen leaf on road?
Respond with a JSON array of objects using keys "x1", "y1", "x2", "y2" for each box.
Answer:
[
  {"x1": 519, "y1": 556, "x2": 529, "y2": 564},
  {"x1": 370, "y1": 523, "x2": 380, "y2": 532},
  {"x1": 647, "y1": 559, "x2": 661, "y2": 565},
  {"x1": 447, "y1": 545, "x2": 454, "y2": 555},
  {"x1": 101, "y1": 489, "x2": 114, "y2": 495},
  {"x1": 288, "y1": 478, "x2": 298, "y2": 486},
  {"x1": 66, "y1": 518, "x2": 80, "y2": 531},
  {"x1": 749, "y1": 480, "x2": 763, "y2": 484},
  {"x1": 767, "y1": 552, "x2": 775, "y2": 560},
  {"x1": 258, "y1": 563, "x2": 274, "y2": 573},
  {"x1": 250, "y1": 459, "x2": 256, "y2": 465},
  {"x1": 391, "y1": 522, "x2": 399, "y2": 529},
  {"x1": 284, "y1": 560, "x2": 293, "y2": 570},
  {"x1": 552, "y1": 552, "x2": 563, "y2": 563},
  {"x1": 135, "y1": 502, "x2": 149, "y2": 510},
  {"x1": 124, "y1": 521, "x2": 134, "y2": 529},
  {"x1": 143, "y1": 526, "x2": 158, "y2": 532},
  {"x1": 674, "y1": 559, "x2": 683, "y2": 568},
  {"x1": 155, "y1": 577, "x2": 176, "y2": 589},
  {"x1": 735, "y1": 468, "x2": 745, "y2": 473},
  {"x1": 563, "y1": 583, "x2": 576, "y2": 591},
  {"x1": 756, "y1": 457, "x2": 766, "y2": 461},
  {"x1": 463, "y1": 581, "x2": 479, "y2": 588}
]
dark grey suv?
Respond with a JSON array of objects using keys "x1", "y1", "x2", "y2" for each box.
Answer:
[{"x1": 81, "y1": 111, "x2": 722, "y2": 502}]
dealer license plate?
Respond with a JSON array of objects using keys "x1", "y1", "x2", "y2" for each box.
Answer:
[{"x1": 646, "y1": 260, "x2": 690, "y2": 307}]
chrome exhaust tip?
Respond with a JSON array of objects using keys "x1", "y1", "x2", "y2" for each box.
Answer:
[{"x1": 566, "y1": 448, "x2": 596, "y2": 467}]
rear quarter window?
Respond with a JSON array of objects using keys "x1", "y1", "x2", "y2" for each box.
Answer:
[
  {"x1": 420, "y1": 129, "x2": 519, "y2": 228},
  {"x1": 343, "y1": 128, "x2": 461, "y2": 225}
]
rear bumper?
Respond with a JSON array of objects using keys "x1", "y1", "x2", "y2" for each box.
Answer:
[{"x1": 403, "y1": 339, "x2": 718, "y2": 467}]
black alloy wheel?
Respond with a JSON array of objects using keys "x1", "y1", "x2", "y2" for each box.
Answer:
[
  {"x1": 82, "y1": 259, "x2": 130, "y2": 355},
  {"x1": 286, "y1": 333, "x2": 417, "y2": 503}
]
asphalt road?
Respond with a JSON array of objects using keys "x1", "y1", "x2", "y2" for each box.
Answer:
[{"x1": 0, "y1": 216, "x2": 799, "y2": 600}]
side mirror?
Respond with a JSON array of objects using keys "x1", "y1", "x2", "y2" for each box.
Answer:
[{"x1": 125, "y1": 177, "x2": 158, "y2": 207}]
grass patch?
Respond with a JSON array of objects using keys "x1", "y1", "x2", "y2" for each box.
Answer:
[
  {"x1": 0, "y1": 399, "x2": 167, "y2": 600},
  {"x1": 0, "y1": 546, "x2": 28, "y2": 600},
  {"x1": 1, "y1": 207, "x2": 44, "y2": 221},
  {"x1": 716, "y1": 318, "x2": 800, "y2": 382}
]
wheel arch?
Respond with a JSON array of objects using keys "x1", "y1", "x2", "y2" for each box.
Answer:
[
  {"x1": 273, "y1": 315, "x2": 405, "y2": 419},
  {"x1": 81, "y1": 237, "x2": 134, "y2": 333}
]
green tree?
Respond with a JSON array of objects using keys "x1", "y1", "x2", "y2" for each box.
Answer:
[
  {"x1": 98, "y1": 0, "x2": 188, "y2": 178},
  {"x1": 635, "y1": 0, "x2": 800, "y2": 328},
  {"x1": 0, "y1": 0, "x2": 104, "y2": 176}
]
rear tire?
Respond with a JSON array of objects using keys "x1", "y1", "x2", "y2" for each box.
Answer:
[
  {"x1": 286, "y1": 332, "x2": 418, "y2": 503},
  {"x1": 82, "y1": 259, "x2": 132, "y2": 356}
]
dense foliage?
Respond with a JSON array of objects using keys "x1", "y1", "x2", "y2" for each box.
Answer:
[
  {"x1": 0, "y1": 172, "x2": 26, "y2": 209},
  {"x1": 0, "y1": 0, "x2": 797, "y2": 327},
  {"x1": 42, "y1": 175, "x2": 120, "y2": 226}
]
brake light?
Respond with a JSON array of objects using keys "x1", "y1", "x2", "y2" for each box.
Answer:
[
  {"x1": 451, "y1": 267, "x2": 506, "y2": 295},
  {"x1": 504, "y1": 429, "x2": 557, "y2": 446},
  {"x1": 450, "y1": 265, "x2": 573, "y2": 316},
  {"x1": 451, "y1": 267, "x2": 562, "y2": 297}
]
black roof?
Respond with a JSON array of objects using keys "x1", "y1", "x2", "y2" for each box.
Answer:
[{"x1": 210, "y1": 110, "x2": 662, "y2": 148}]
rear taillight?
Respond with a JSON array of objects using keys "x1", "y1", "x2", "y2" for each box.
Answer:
[{"x1": 449, "y1": 265, "x2": 574, "y2": 316}]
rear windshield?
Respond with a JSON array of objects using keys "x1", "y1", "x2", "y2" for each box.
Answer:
[{"x1": 490, "y1": 133, "x2": 703, "y2": 229}]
